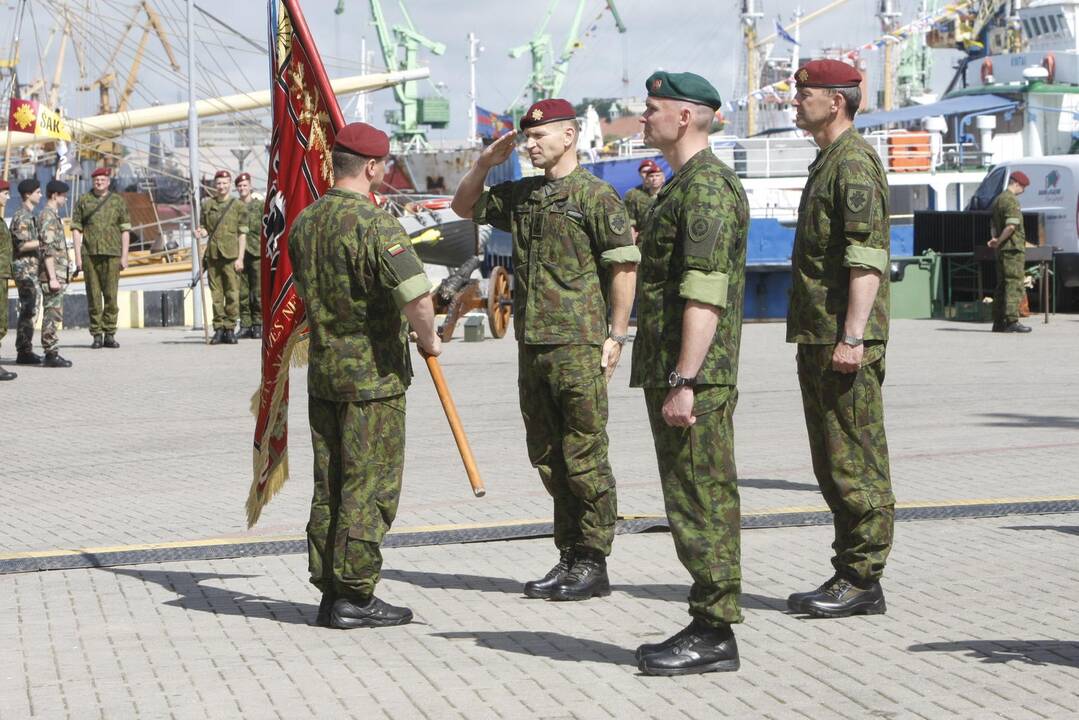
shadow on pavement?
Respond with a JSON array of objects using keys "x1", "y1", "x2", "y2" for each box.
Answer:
[
  {"x1": 612, "y1": 584, "x2": 787, "y2": 612},
  {"x1": 932, "y1": 327, "x2": 992, "y2": 332},
  {"x1": 1006, "y1": 524, "x2": 1079, "y2": 536},
  {"x1": 908, "y1": 640, "x2": 1079, "y2": 668},
  {"x1": 978, "y1": 413, "x2": 1079, "y2": 429},
  {"x1": 103, "y1": 568, "x2": 317, "y2": 625},
  {"x1": 739, "y1": 478, "x2": 818, "y2": 492},
  {"x1": 382, "y1": 569, "x2": 522, "y2": 594},
  {"x1": 432, "y1": 630, "x2": 637, "y2": 666}
]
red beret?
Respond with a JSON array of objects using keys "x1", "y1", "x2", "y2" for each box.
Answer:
[
  {"x1": 1010, "y1": 171, "x2": 1030, "y2": 187},
  {"x1": 520, "y1": 98, "x2": 576, "y2": 130},
  {"x1": 214, "y1": 169, "x2": 232, "y2": 180},
  {"x1": 334, "y1": 122, "x2": 390, "y2": 158},
  {"x1": 235, "y1": 172, "x2": 252, "y2": 185},
  {"x1": 794, "y1": 59, "x2": 861, "y2": 89},
  {"x1": 639, "y1": 159, "x2": 662, "y2": 174},
  {"x1": 91, "y1": 167, "x2": 111, "y2": 178},
  {"x1": 0, "y1": 180, "x2": 8, "y2": 192}
]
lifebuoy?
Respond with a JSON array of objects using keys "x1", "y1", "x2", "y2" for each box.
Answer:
[
  {"x1": 980, "y1": 58, "x2": 994, "y2": 84},
  {"x1": 1043, "y1": 52, "x2": 1056, "y2": 84},
  {"x1": 420, "y1": 198, "x2": 452, "y2": 211}
]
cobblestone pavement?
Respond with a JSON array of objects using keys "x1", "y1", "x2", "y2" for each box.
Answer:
[{"x1": 1, "y1": 316, "x2": 1078, "y2": 718}]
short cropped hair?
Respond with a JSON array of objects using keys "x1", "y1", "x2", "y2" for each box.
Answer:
[
  {"x1": 827, "y1": 86, "x2": 861, "y2": 119},
  {"x1": 331, "y1": 150, "x2": 373, "y2": 179}
]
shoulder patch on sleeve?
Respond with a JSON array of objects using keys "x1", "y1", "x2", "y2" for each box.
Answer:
[
  {"x1": 845, "y1": 184, "x2": 871, "y2": 218},
  {"x1": 608, "y1": 212, "x2": 627, "y2": 235},
  {"x1": 685, "y1": 212, "x2": 722, "y2": 259}
]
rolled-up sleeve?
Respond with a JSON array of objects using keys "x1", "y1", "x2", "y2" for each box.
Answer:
[
  {"x1": 472, "y1": 182, "x2": 515, "y2": 232},
  {"x1": 843, "y1": 245, "x2": 889, "y2": 274},
  {"x1": 679, "y1": 269, "x2": 729, "y2": 308},
  {"x1": 600, "y1": 244, "x2": 641, "y2": 266}
]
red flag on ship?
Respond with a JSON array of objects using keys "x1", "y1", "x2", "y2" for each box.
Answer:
[{"x1": 247, "y1": 0, "x2": 345, "y2": 526}]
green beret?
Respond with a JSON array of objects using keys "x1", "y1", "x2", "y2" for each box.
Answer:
[{"x1": 645, "y1": 71, "x2": 722, "y2": 110}]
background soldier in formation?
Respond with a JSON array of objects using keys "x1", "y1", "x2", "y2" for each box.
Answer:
[
  {"x1": 0, "y1": 180, "x2": 14, "y2": 380},
  {"x1": 630, "y1": 71, "x2": 747, "y2": 676},
  {"x1": 37, "y1": 180, "x2": 72, "y2": 368},
  {"x1": 11, "y1": 179, "x2": 42, "y2": 367},
  {"x1": 289, "y1": 122, "x2": 441, "y2": 630},
  {"x1": 623, "y1": 157, "x2": 666, "y2": 238},
  {"x1": 786, "y1": 59, "x2": 895, "y2": 618},
  {"x1": 988, "y1": 171, "x2": 1032, "y2": 333},
  {"x1": 452, "y1": 98, "x2": 640, "y2": 602},
  {"x1": 72, "y1": 167, "x2": 131, "y2": 349},
  {"x1": 235, "y1": 172, "x2": 263, "y2": 339},
  {"x1": 198, "y1": 169, "x2": 248, "y2": 345}
]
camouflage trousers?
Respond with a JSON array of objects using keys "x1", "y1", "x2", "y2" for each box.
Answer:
[
  {"x1": 206, "y1": 257, "x2": 240, "y2": 331},
  {"x1": 519, "y1": 344, "x2": 617, "y2": 556},
  {"x1": 796, "y1": 344, "x2": 895, "y2": 582},
  {"x1": 84, "y1": 254, "x2": 120, "y2": 336},
  {"x1": 644, "y1": 385, "x2": 742, "y2": 626},
  {"x1": 306, "y1": 394, "x2": 406, "y2": 600},
  {"x1": 0, "y1": 274, "x2": 8, "y2": 347},
  {"x1": 238, "y1": 251, "x2": 261, "y2": 328},
  {"x1": 993, "y1": 248, "x2": 1025, "y2": 325},
  {"x1": 13, "y1": 257, "x2": 39, "y2": 355},
  {"x1": 38, "y1": 283, "x2": 66, "y2": 353}
]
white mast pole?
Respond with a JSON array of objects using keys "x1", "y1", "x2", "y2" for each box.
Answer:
[{"x1": 187, "y1": 0, "x2": 208, "y2": 338}]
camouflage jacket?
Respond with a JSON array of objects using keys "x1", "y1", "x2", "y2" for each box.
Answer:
[
  {"x1": 624, "y1": 185, "x2": 659, "y2": 230},
  {"x1": 243, "y1": 197, "x2": 263, "y2": 257},
  {"x1": 990, "y1": 189, "x2": 1025, "y2": 252},
  {"x1": 787, "y1": 127, "x2": 890, "y2": 345},
  {"x1": 70, "y1": 191, "x2": 131, "y2": 256},
  {"x1": 0, "y1": 215, "x2": 11, "y2": 279},
  {"x1": 288, "y1": 187, "x2": 433, "y2": 402},
  {"x1": 201, "y1": 195, "x2": 248, "y2": 261},
  {"x1": 10, "y1": 206, "x2": 38, "y2": 276},
  {"x1": 630, "y1": 149, "x2": 748, "y2": 389},
  {"x1": 37, "y1": 206, "x2": 69, "y2": 284},
  {"x1": 474, "y1": 166, "x2": 640, "y2": 346}
]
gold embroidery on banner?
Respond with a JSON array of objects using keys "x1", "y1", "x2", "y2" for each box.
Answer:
[{"x1": 289, "y1": 62, "x2": 334, "y2": 184}]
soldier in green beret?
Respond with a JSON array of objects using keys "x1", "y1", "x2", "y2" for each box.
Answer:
[
  {"x1": 71, "y1": 168, "x2": 131, "y2": 349},
  {"x1": 630, "y1": 70, "x2": 746, "y2": 676},
  {"x1": 198, "y1": 170, "x2": 248, "y2": 345},
  {"x1": 452, "y1": 98, "x2": 640, "y2": 602},
  {"x1": 235, "y1": 172, "x2": 264, "y2": 339},
  {"x1": 988, "y1": 172, "x2": 1032, "y2": 333},
  {"x1": 11, "y1": 179, "x2": 43, "y2": 366},
  {"x1": 785, "y1": 59, "x2": 895, "y2": 618},
  {"x1": 0, "y1": 181, "x2": 16, "y2": 380}
]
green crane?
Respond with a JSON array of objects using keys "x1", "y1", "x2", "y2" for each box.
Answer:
[
  {"x1": 507, "y1": 0, "x2": 626, "y2": 114},
  {"x1": 368, "y1": 0, "x2": 448, "y2": 147}
]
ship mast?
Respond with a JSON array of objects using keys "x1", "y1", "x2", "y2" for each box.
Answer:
[
  {"x1": 742, "y1": 0, "x2": 764, "y2": 136},
  {"x1": 878, "y1": 0, "x2": 901, "y2": 111}
]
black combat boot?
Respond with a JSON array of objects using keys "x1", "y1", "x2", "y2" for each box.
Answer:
[
  {"x1": 330, "y1": 596, "x2": 413, "y2": 629},
  {"x1": 797, "y1": 576, "x2": 886, "y2": 618},
  {"x1": 91, "y1": 334, "x2": 104, "y2": 349},
  {"x1": 0, "y1": 365, "x2": 16, "y2": 381},
  {"x1": 637, "y1": 619, "x2": 740, "y2": 676},
  {"x1": 550, "y1": 550, "x2": 610, "y2": 601},
  {"x1": 16, "y1": 350, "x2": 42, "y2": 365},
  {"x1": 250, "y1": 325, "x2": 262, "y2": 340},
  {"x1": 1002, "y1": 321, "x2": 1032, "y2": 333},
  {"x1": 43, "y1": 352, "x2": 72, "y2": 368},
  {"x1": 238, "y1": 326, "x2": 251, "y2": 339},
  {"x1": 787, "y1": 574, "x2": 841, "y2": 613},
  {"x1": 209, "y1": 329, "x2": 224, "y2": 345},
  {"x1": 314, "y1": 591, "x2": 337, "y2": 627},
  {"x1": 523, "y1": 549, "x2": 575, "y2": 599},
  {"x1": 103, "y1": 334, "x2": 119, "y2": 348},
  {"x1": 224, "y1": 329, "x2": 238, "y2": 345}
]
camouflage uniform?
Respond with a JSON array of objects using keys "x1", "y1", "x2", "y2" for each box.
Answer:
[
  {"x1": 288, "y1": 187, "x2": 432, "y2": 600},
  {"x1": 0, "y1": 215, "x2": 11, "y2": 353},
  {"x1": 70, "y1": 191, "x2": 130, "y2": 337},
  {"x1": 36, "y1": 206, "x2": 69, "y2": 353},
  {"x1": 10, "y1": 207, "x2": 39, "y2": 355},
  {"x1": 623, "y1": 184, "x2": 659, "y2": 231},
  {"x1": 474, "y1": 167, "x2": 639, "y2": 558},
  {"x1": 787, "y1": 127, "x2": 895, "y2": 583},
  {"x1": 989, "y1": 189, "x2": 1026, "y2": 326},
  {"x1": 630, "y1": 149, "x2": 749, "y2": 627},
  {"x1": 239, "y1": 197, "x2": 263, "y2": 330},
  {"x1": 200, "y1": 196, "x2": 248, "y2": 331}
]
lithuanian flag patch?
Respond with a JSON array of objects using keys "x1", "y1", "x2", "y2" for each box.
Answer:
[{"x1": 387, "y1": 243, "x2": 406, "y2": 256}]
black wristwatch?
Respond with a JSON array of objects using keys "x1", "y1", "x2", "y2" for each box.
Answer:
[{"x1": 668, "y1": 370, "x2": 697, "y2": 388}]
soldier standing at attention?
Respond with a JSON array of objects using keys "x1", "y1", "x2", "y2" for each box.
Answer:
[
  {"x1": 198, "y1": 170, "x2": 248, "y2": 345},
  {"x1": 630, "y1": 71, "x2": 747, "y2": 676},
  {"x1": 623, "y1": 157, "x2": 666, "y2": 238},
  {"x1": 71, "y1": 167, "x2": 131, "y2": 349},
  {"x1": 988, "y1": 172, "x2": 1032, "y2": 333},
  {"x1": 452, "y1": 99, "x2": 640, "y2": 602},
  {"x1": 289, "y1": 122, "x2": 441, "y2": 630},
  {"x1": 11, "y1": 179, "x2": 43, "y2": 367},
  {"x1": 785, "y1": 59, "x2": 895, "y2": 618},
  {"x1": 235, "y1": 172, "x2": 263, "y2": 340},
  {"x1": 38, "y1": 180, "x2": 72, "y2": 368},
  {"x1": 0, "y1": 180, "x2": 15, "y2": 380}
]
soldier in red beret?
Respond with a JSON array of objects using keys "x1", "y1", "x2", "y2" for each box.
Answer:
[
  {"x1": 197, "y1": 169, "x2": 248, "y2": 344},
  {"x1": 987, "y1": 172, "x2": 1032, "y2": 332},
  {"x1": 623, "y1": 157, "x2": 666, "y2": 236},
  {"x1": 452, "y1": 99, "x2": 640, "y2": 602},
  {"x1": 0, "y1": 179, "x2": 15, "y2": 380},
  {"x1": 786, "y1": 58, "x2": 896, "y2": 618},
  {"x1": 289, "y1": 121, "x2": 440, "y2": 630},
  {"x1": 234, "y1": 172, "x2": 263, "y2": 339}
]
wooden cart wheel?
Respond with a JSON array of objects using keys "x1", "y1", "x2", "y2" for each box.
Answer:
[{"x1": 486, "y1": 265, "x2": 512, "y2": 339}]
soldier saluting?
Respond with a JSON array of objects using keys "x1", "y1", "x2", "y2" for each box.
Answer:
[
  {"x1": 198, "y1": 169, "x2": 248, "y2": 345},
  {"x1": 452, "y1": 99, "x2": 640, "y2": 602},
  {"x1": 785, "y1": 59, "x2": 895, "y2": 618}
]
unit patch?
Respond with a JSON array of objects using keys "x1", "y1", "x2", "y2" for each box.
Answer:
[
  {"x1": 608, "y1": 213, "x2": 627, "y2": 235},
  {"x1": 846, "y1": 185, "x2": 870, "y2": 215},
  {"x1": 685, "y1": 212, "x2": 721, "y2": 260}
]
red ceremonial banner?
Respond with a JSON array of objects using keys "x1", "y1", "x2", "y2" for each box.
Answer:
[
  {"x1": 8, "y1": 98, "x2": 39, "y2": 133},
  {"x1": 247, "y1": 0, "x2": 345, "y2": 526}
]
